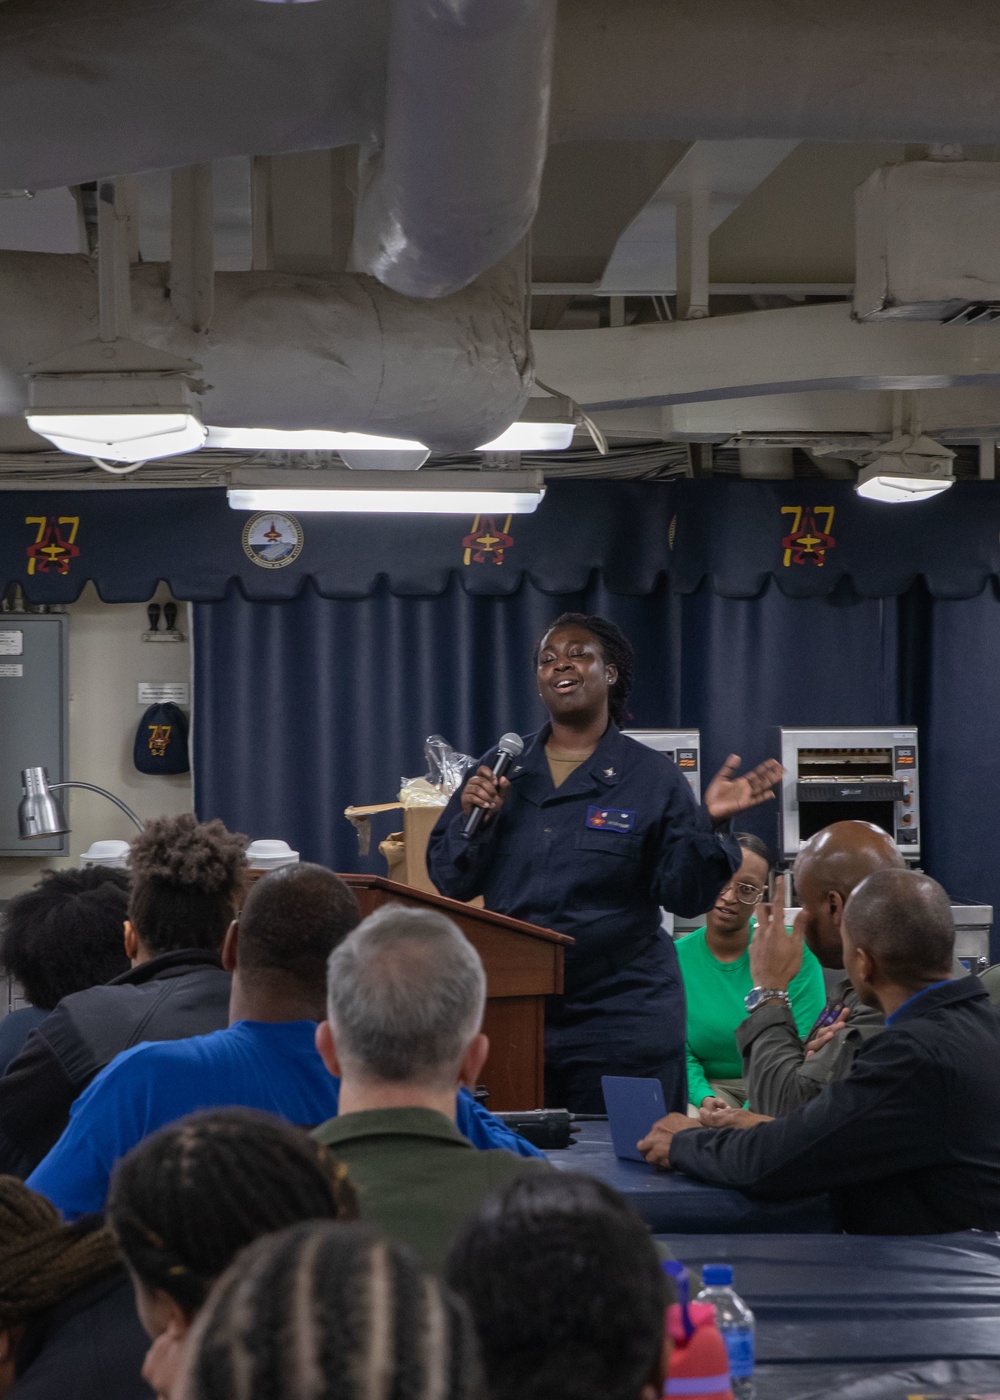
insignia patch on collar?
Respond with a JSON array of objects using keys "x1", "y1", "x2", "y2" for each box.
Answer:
[{"x1": 586, "y1": 805, "x2": 635, "y2": 832}]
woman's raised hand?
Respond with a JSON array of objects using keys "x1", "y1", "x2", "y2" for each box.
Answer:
[{"x1": 704, "y1": 754, "x2": 783, "y2": 823}]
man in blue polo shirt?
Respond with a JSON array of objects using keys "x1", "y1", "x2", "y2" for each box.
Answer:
[{"x1": 28, "y1": 863, "x2": 542, "y2": 1221}]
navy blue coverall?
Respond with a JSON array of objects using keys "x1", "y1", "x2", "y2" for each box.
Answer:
[{"x1": 426, "y1": 722, "x2": 741, "y2": 1113}]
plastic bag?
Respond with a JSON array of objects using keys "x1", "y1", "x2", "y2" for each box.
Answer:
[{"x1": 399, "y1": 734, "x2": 475, "y2": 807}]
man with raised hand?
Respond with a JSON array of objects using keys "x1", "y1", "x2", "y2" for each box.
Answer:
[
  {"x1": 638, "y1": 870, "x2": 1000, "y2": 1234},
  {"x1": 723, "y1": 820, "x2": 905, "y2": 1120}
]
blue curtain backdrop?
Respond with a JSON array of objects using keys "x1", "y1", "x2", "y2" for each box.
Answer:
[{"x1": 193, "y1": 575, "x2": 1000, "y2": 948}]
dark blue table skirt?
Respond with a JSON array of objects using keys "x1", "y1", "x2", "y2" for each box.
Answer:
[
  {"x1": 661, "y1": 1233, "x2": 1000, "y2": 1365},
  {"x1": 546, "y1": 1121, "x2": 837, "y2": 1234}
]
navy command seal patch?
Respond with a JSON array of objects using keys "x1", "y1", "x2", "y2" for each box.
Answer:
[{"x1": 586, "y1": 806, "x2": 635, "y2": 832}]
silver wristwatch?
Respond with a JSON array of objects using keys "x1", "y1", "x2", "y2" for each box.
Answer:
[{"x1": 745, "y1": 986, "x2": 792, "y2": 1013}]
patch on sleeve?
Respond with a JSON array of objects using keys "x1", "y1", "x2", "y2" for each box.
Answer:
[{"x1": 586, "y1": 805, "x2": 635, "y2": 832}]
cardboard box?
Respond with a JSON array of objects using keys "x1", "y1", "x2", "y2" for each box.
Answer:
[{"x1": 345, "y1": 802, "x2": 444, "y2": 895}]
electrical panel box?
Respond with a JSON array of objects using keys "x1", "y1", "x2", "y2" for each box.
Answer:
[
  {"x1": 0, "y1": 615, "x2": 68, "y2": 857},
  {"x1": 623, "y1": 729, "x2": 701, "y2": 804}
]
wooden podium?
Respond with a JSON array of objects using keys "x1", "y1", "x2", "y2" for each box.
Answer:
[{"x1": 340, "y1": 876, "x2": 572, "y2": 1111}]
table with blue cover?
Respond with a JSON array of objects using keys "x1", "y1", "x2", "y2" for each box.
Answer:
[
  {"x1": 546, "y1": 1121, "x2": 838, "y2": 1233},
  {"x1": 550, "y1": 1125, "x2": 1000, "y2": 1398},
  {"x1": 661, "y1": 1234, "x2": 1000, "y2": 1400}
]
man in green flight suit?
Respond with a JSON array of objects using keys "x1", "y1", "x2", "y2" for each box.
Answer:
[{"x1": 313, "y1": 904, "x2": 549, "y2": 1272}]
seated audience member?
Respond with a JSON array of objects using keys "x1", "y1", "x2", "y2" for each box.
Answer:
[
  {"x1": 29, "y1": 867, "x2": 541, "y2": 1221},
  {"x1": 314, "y1": 904, "x2": 551, "y2": 1270},
  {"x1": 720, "y1": 820, "x2": 906, "y2": 1120},
  {"x1": 446, "y1": 1172, "x2": 672, "y2": 1400},
  {"x1": 0, "y1": 1177, "x2": 149, "y2": 1400},
  {"x1": 979, "y1": 962, "x2": 1000, "y2": 1007},
  {"x1": 676, "y1": 834, "x2": 825, "y2": 1109},
  {"x1": 173, "y1": 1220, "x2": 481, "y2": 1400},
  {"x1": 0, "y1": 868, "x2": 131, "y2": 1075},
  {"x1": 639, "y1": 871, "x2": 1000, "y2": 1235},
  {"x1": 0, "y1": 815, "x2": 242, "y2": 1178},
  {"x1": 107, "y1": 1108, "x2": 358, "y2": 1400}
]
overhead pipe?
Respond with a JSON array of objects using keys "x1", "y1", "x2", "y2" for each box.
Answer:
[
  {"x1": 6, "y1": 2, "x2": 1000, "y2": 196},
  {"x1": 352, "y1": 0, "x2": 558, "y2": 297},
  {"x1": 0, "y1": 0, "x2": 385, "y2": 192},
  {"x1": 0, "y1": 253, "x2": 532, "y2": 454},
  {"x1": 6, "y1": 0, "x2": 1000, "y2": 204}
]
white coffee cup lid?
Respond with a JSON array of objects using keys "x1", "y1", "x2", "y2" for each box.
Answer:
[
  {"x1": 80, "y1": 839, "x2": 131, "y2": 868},
  {"x1": 246, "y1": 839, "x2": 300, "y2": 870}
]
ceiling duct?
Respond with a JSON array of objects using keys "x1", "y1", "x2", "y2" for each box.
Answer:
[
  {"x1": 353, "y1": 0, "x2": 557, "y2": 298},
  {"x1": 10, "y1": 2, "x2": 1000, "y2": 209},
  {"x1": 0, "y1": 253, "x2": 531, "y2": 455},
  {"x1": 855, "y1": 161, "x2": 1000, "y2": 323}
]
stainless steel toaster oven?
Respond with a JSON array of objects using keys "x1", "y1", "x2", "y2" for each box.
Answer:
[{"x1": 773, "y1": 726, "x2": 919, "y2": 863}]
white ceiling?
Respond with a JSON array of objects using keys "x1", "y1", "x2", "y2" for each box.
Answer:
[{"x1": 4, "y1": 0, "x2": 1000, "y2": 471}]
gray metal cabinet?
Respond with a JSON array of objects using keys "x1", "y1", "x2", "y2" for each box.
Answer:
[{"x1": 0, "y1": 614, "x2": 68, "y2": 857}]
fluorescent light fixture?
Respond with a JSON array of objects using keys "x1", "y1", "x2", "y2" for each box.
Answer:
[
  {"x1": 227, "y1": 488, "x2": 545, "y2": 514},
  {"x1": 226, "y1": 469, "x2": 545, "y2": 514},
  {"x1": 855, "y1": 433, "x2": 955, "y2": 505},
  {"x1": 205, "y1": 426, "x2": 428, "y2": 452},
  {"x1": 477, "y1": 421, "x2": 575, "y2": 452},
  {"x1": 206, "y1": 396, "x2": 577, "y2": 458},
  {"x1": 855, "y1": 471, "x2": 953, "y2": 504},
  {"x1": 478, "y1": 395, "x2": 577, "y2": 452},
  {"x1": 26, "y1": 338, "x2": 205, "y2": 463},
  {"x1": 27, "y1": 410, "x2": 206, "y2": 462}
]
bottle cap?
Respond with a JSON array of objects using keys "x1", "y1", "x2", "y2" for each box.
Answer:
[{"x1": 701, "y1": 1265, "x2": 734, "y2": 1287}]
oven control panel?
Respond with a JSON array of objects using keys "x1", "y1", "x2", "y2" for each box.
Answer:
[
  {"x1": 624, "y1": 729, "x2": 701, "y2": 804},
  {"x1": 893, "y1": 743, "x2": 919, "y2": 848}
]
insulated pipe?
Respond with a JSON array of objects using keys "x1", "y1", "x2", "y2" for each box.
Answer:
[
  {"x1": 6, "y1": 0, "x2": 1000, "y2": 203},
  {"x1": 0, "y1": 0, "x2": 385, "y2": 192},
  {"x1": 552, "y1": 0, "x2": 1000, "y2": 143},
  {"x1": 352, "y1": 0, "x2": 558, "y2": 297},
  {"x1": 0, "y1": 254, "x2": 531, "y2": 454}
]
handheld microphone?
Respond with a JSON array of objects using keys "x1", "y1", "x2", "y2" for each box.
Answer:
[{"x1": 462, "y1": 732, "x2": 524, "y2": 839}]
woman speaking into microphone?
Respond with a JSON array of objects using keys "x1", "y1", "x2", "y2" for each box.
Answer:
[{"x1": 427, "y1": 613, "x2": 781, "y2": 1114}]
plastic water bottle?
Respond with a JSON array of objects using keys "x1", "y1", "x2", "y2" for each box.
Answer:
[{"x1": 694, "y1": 1264, "x2": 755, "y2": 1400}]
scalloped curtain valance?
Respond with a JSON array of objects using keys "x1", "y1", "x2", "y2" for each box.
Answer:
[{"x1": 3, "y1": 479, "x2": 998, "y2": 603}]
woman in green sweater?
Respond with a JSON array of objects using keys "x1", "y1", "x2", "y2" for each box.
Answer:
[{"x1": 676, "y1": 834, "x2": 826, "y2": 1109}]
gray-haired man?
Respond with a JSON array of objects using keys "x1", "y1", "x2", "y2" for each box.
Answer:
[{"x1": 313, "y1": 904, "x2": 550, "y2": 1271}]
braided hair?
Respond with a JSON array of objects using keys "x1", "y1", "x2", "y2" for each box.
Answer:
[
  {"x1": 127, "y1": 814, "x2": 248, "y2": 955},
  {"x1": 107, "y1": 1109, "x2": 358, "y2": 1317},
  {"x1": 534, "y1": 613, "x2": 636, "y2": 726},
  {"x1": 0, "y1": 1177, "x2": 121, "y2": 1327},
  {"x1": 178, "y1": 1221, "x2": 483, "y2": 1400}
]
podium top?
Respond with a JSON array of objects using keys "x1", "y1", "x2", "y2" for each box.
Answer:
[{"x1": 338, "y1": 875, "x2": 573, "y2": 947}]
